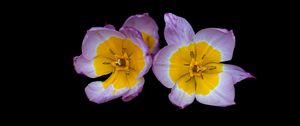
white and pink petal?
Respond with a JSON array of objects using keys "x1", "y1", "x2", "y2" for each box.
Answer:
[
  {"x1": 81, "y1": 27, "x2": 125, "y2": 60},
  {"x1": 104, "y1": 24, "x2": 116, "y2": 30},
  {"x1": 73, "y1": 55, "x2": 97, "y2": 78},
  {"x1": 152, "y1": 44, "x2": 182, "y2": 88},
  {"x1": 192, "y1": 28, "x2": 235, "y2": 61},
  {"x1": 122, "y1": 77, "x2": 145, "y2": 102},
  {"x1": 223, "y1": 64, "x2": 255, "y2": 84},
  {"x1": 85, "y1": 81, "x2": 129, "y2": 104},
  {"x1": 169, "y1": 84, "x2": 195, "y2": 109},
  {"x1": 137, "y1": 55, "x2": 152, "y2": 79},
  {"x1": 122, "y1": 13, "x2": 159, "y2": 44},
  {"x1": 120, "y1": 26, "x2": 149, "y2": 55},
  {"x1": 196, "y1": 72, "x2": 236, "y2": 107},
  {"x1": 164, "y1": 13, "x2": 195, "y2": 45},
  {"x1": 120, "y1": 26, "x2": 152, "y2": 78}
]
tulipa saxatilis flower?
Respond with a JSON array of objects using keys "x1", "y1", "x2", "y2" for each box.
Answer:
[
  {"x1": 153, "y1": 13, "x2": 254, "y2": 108},
  {"x1": 74, "y1": 24, "x2": 153, "y2": 103}
]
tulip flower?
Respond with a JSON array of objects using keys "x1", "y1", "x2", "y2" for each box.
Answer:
[
  {"x1": 153, "y1": 13, "x2": 254, "y2": 108},
  {"x1": 74, "y1": 24, "x2": 152, "y2": 103}
]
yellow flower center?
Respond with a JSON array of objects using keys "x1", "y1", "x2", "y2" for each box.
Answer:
[
  {"x1": 93, "y1": 36, "x2": 146, "y2": 90},
  {"x1": 188, "y1": 51, "x2": 218, "y2": 78},
  {"x1": 111, "y1": 52, "x2": 130, "y2": 71},
  {"x1": 169, "y1": 42, "x2": 223, "y2": 95}
]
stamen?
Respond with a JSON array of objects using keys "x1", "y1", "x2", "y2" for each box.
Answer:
[
  {"x1": 102, "y1": 62, "x2": 111, "y2": 65},
  {"x1": 207, "y1": 66, "x2": 216, "y2": 70},
  {"x1": 185, "y1": 76, "x2": 192, "y2": 82},
  {"x1": 201, "y1": 54, "x2": 206, "y2": 59},
  {"x1": 198, "y1": 66, "x2": 207, "y2": 72},
  {"x1": 109, "y1": 49, "x2": 115, "y2": 55},
  {"x1": 190, "y1": 51, "x2": 195, "y2": 58},
  {"x1": 184, "y1": 63, "x2": 190, "y2": 66},
  {"x1": 122, "y1": 47, "x2": 126, "y2": 54},
  {"x1": 126, "y1": 70, "x2": 130, "y2": 75},
  {"x1": 115, "y1": 58, "x2": 126, "y2": 67}
]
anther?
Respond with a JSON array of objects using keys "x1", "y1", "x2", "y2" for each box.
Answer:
[
  {"x1": 109, "y1": 49, "x2": 115, "y2": 55},
  {"x1": 190, "y1": 51, "x2": 195, "y2": 58},
  {"x1": 102, "y1": 62, "x2": 111, "y2": 65}
]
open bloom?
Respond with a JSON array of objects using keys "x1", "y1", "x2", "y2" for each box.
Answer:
[
  {"x1": 74, "y1": 24, "x2": 152, "y2": 103},
  {"x1": 122, "y1": 13, "x2": 159, "y2": 55},
  {"x1": 153, "y1": 13, "x2": 254, "y2": 108}
]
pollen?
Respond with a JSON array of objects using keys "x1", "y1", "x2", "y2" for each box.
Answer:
[
  {"x1": 116, "y1": 58, "x2": 126, "y2": 67},
  {"x1": 111, "y1": 52, "x2": 130, "y2": 71}
]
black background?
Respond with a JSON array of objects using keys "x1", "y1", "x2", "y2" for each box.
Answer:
[
  {"x1": 65, "y1": 2, "x2": 262, "y2": 115},
  {"x1": 11, "y1": 0, "x2": 280, "y2": 122},
  {"x1": 58, "y1": 1, "x2": 261, "y2": 117}
]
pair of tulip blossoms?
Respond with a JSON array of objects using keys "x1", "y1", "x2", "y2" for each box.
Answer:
[{"x1": 74, "y1": 13, "x2": 254, "y2": 109}]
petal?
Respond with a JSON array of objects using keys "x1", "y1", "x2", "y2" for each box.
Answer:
[
  {"x1": 93, "y1": 55, "x2": 114, "y2": 77},
  {"x1": 137, "y1": 55, "x2": 152, "y2": 78},
  {"x1": 122, "y1": 77, "x2": 145, "y2": 102},
  {"x1": 120, "y1": 26, "x2": 152, "y2": 78},
  {"x1": 123, "y1": 13, "x2": 158, "y2": 39},
  {"x1": 122, "y1": 13, "x2": 159, "y2": 54},
  {"x1": 141, "y1": 32, "x2": 160, "y2": 54},
  {"x1": 102, "y1": 71, "x2": 130, "y2": 90},
  {"x1": 223, "y1": 64, "x2": 254, "y2": 84},
  {"x1": 81, "y1": 27, "x2": 125, "y2": 60},
  {"x1": 164, "y1": 13, "x2": 195, "y2": 45},
  {"x1": 203, "y1": 63, "x2": 223, "y2": 74},
  {"x1": 192, "y1": 28, "x2": 235, "y2": 61},
  {"x1": 153, "y1": 44, "x2": 184, "y2": 88},
  {"x1": 193, "y1": 41, "x2": 222, "y2": 65},
  {"x1": 85, "y1": 81, "x2": 129, "y2": 104},
  {"x1": 127, "y1": 54, "x2": 151, "y2": 79},
  {"x1": 120, "y1": 26, "x2": 149, "y2": 55},
  {"x1": 169, "y1": 76, "x2": 196, "y2": 109},
  {"x1": 195, "y1": 72, "x2": 236, "y2": 107},
  {"x1": 127, "y1": 44, "x2": 152, "y2": 79},
  {"x1": 73, "y1": 55, "x2": 98, "y2": 78},
  {"x1": 104, "y1": 24, "x2": 116, "y2": 30}
]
